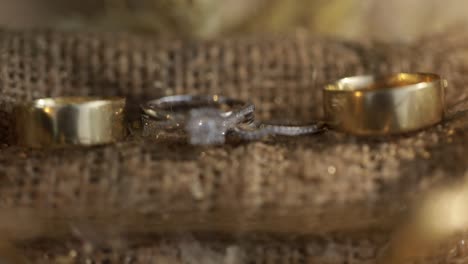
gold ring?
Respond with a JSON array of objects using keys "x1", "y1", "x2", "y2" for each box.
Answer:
[
  {"x1": 323, "y1": 73, "x2": 445, "y2": 135},
  {"x1": 14, "y1": 96, "x2": 127, "y2": 147}
]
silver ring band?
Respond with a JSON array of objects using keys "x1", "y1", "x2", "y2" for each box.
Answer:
[{"x1": 142, "y1": 95, "x2": 254, "y2": 123}]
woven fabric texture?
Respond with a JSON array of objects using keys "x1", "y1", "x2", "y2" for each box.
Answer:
[{"x1": 0, "y1": 30, "x2": 467, "y2": 263}]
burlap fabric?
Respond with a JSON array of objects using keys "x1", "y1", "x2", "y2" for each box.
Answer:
[{"x1": 0, "y1": 30, "x2": 468, "y2": 263}]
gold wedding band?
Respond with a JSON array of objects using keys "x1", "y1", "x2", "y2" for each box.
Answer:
[
  {"x1": 14, "y1": 97, "x2": 127, "y2": 147},
  {"x1": 323, "y1": 73, "x2": 445, "y2": 136}
]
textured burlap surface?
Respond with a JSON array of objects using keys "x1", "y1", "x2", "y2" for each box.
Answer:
[{"x1": 0, "y1": 30, "x2": 468, "y2": 263}]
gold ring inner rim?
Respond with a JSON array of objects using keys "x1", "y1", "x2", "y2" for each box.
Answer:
[
  {"x1": 325, "y1": 73, "x2": 441, "y2": 92},
  {"x1": 25, "y1": 96, "x2": 125, "y2": 109}
]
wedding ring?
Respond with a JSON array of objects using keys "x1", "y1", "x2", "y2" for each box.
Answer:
[
  {"x1": 323, "y1": 73, "x2": 445, "y2": 135},
  {"x1": 141, "y1": 95, "x2": 255, "y2": 145},
  {"x1": 15, "y1": 97, "x2": 127, "y2": 147}
]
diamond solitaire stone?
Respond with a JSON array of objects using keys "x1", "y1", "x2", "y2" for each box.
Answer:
[{"x1": 185, "y1": 108, "x2": 227, "y2": 145}]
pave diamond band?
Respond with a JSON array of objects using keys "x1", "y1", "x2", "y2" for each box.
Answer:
[{"x1": 231, "y1": 121, "x2": 325, "y2": 140}]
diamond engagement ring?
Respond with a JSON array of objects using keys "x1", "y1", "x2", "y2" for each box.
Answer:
[{"x1": 141, "y1": 95, "x2": 255, "y2": 145}]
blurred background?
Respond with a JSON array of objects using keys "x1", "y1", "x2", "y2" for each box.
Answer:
[{"x1": 0, "y1": 0, "x2": 465, "y2": 42}]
